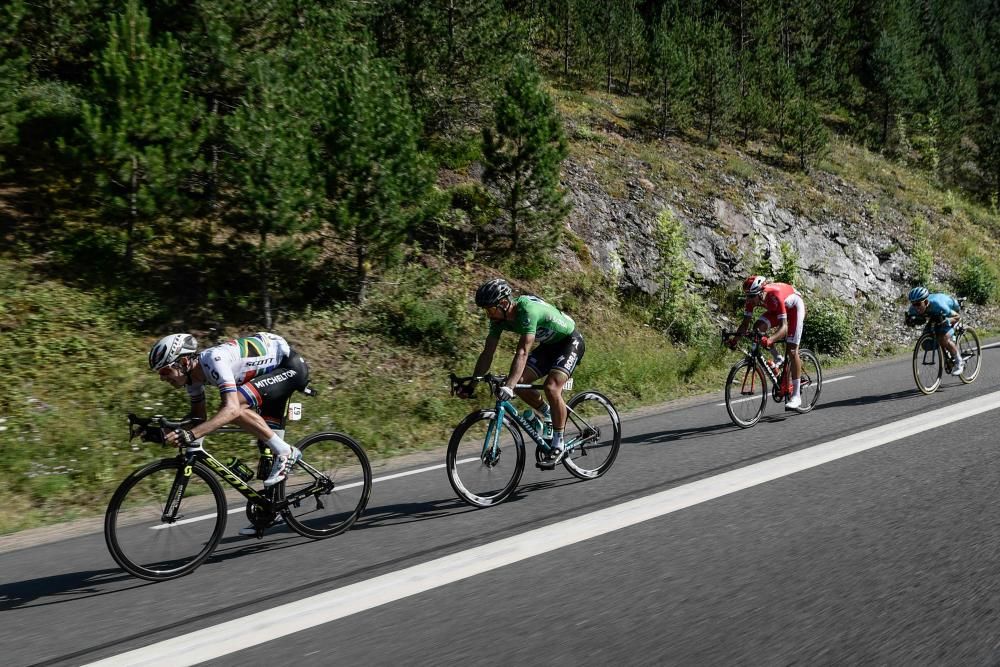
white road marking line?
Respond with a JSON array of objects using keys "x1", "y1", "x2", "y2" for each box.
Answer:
[
  {"x1": 981, "y1": 341, "x2": 1000, "y2": 350},
  {"x1": 89, "y1": 389, "x2": 1000, "y2": 667},
  {"x1": 717, "y1": 375, "x2": 854, "y2": 406}
]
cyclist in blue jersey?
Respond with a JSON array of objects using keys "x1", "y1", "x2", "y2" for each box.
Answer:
[
  {"x1": 459, "y1": 278, "x2": 585, "y2": 468},
  {"x1": 148, "y1": 332, "x2": 310, "y2": 486},
  {"x1": 905, "y1": 286, "x2": 963, "y2": 376}
]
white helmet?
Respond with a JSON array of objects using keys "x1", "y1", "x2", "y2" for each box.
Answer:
[{"x1": 148, "y1": 333, "x2": 198, "y2": 371}]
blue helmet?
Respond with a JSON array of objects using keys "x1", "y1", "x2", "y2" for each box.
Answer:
[{"x1": 908, "y1": 286, "x2": 929, "y2": 303}]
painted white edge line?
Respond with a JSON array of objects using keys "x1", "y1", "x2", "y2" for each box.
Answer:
[
  {"x1": 717, "y1": 375, "x2": 854, "y2": 407},
  {"x1": 89, "y1": 389, "x2": 1000, "y2": 667}
]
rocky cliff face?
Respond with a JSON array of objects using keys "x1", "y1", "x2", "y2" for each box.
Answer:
[
  {"x1": 564, "y1": 157, "x2": 913, "y2": 304},
  {"x1": 559, "y1": 150, "x2": 951, "y2": 349}
]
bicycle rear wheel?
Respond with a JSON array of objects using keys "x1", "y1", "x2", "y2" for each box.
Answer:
[
  {"x1": 105, "y1": 459, "x2": 225, "y2": 581},
  {"x1": 912, "y1": 333, "x2": 942, "y2": 394},
  {"x1": 957, "y1": 328, "x2": 982, "y2": 383},
  {"x1": 562, "y1": 391, "x2": 621, "y2": 480},
  {"x1": 795, "y1": 349, "x2": 823, "y2": 413},
  {"x1": 447, "y1": 409, "x2": 525, "y2": 508},
  {"x1": 282, "y1": 432, "x2": 372, "y2": 539},
  {"x1": 725, "y1": 358, "x2": 767, "y2": 428}
]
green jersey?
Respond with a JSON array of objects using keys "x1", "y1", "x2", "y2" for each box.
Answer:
[{"x1": 488, "y1": 295, "x2": 575, "y2": 344}]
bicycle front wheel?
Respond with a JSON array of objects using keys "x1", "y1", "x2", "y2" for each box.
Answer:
[
  {"x1": 795, "y1": 349, "x2": 823, "y2": 413},
  {"x1": 105, "y1": 459, "x2": 226, "y2": 581},
  {"x1": 562, "y1": 391, "x2": 621, "y2": 480},
  {"x1": 447, "y1": 409, "x2": 525, "y2": 508},
  {"x1": 282, "y1": 432, "x2": 372, "y2": 539},
  {"x1": 913, "y1": 333, "x2": 942, "y2": 394},
  {"x1": 957, "y1": 328, "x2": 982, "y2": 384},
  {"x1": 725, "y1": 358, "x2": 767, "y2": 428}
]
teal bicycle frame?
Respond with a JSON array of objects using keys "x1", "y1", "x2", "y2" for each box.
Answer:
[{"x1": 482, "y1": 383, "x2": 588, "y2": 464}]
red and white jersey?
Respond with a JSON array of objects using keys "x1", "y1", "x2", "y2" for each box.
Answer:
[
  {"x1": 745, "y1": 282, "x2": 800, "y2": 321},
  {"x1": 187, "y1": 332, "x2": 291, "y2": 401}
]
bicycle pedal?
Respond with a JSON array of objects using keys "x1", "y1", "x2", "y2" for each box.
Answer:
[{"x1": 535, "y1": 459, "x2": 556, "y2": 471}]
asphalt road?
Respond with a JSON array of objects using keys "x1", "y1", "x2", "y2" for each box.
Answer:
[{"x1": 4, "y1": 343, "x2": 1000, "y2": 666}]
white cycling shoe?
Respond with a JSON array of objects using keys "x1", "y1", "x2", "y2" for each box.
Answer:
[
  {"x1": 785, "y1": 394, "x2": 802, "y2": 410},
  {"x1": 950, "y1": 362, "x2": 965, "y2": 376},
  {"x1": 263, "y1": 446, "x2": 301, "y2": 487}
]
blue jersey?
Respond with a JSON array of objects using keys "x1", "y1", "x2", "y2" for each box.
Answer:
[{"x1": 907, "y1": 293, "x2": 959, "y2": 321}]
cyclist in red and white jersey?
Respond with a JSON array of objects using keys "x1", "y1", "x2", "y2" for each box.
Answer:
[
  {"x1": 148, "y1": 332, "x2": 310, "y2": 487},
  {"x1": 728, "y1": 275, "x2": 807, "y2": 410}
]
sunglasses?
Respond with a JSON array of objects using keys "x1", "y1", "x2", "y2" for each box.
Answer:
[{"x1": 157, "y1": 361, "x2": 182, "y2": 377}]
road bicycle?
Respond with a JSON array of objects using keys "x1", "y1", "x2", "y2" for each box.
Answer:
[
  {"x1": 911, "y1": 311, "x2": 981, "y2": 394},
  {"x1": 723, "y1": 330, "x2": 823, "y2": 428},
  {"x1": 104, "y1": 388, "x2": 372, "y2": 581},
  {"x1": 446, "y1": 373, "x2": 621, "y2": 507}
]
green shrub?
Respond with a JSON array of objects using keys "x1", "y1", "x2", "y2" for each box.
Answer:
[
  {"x1": 646, "y1": 208, "x2": 712, "y2": 344},
  {"x1": 911, "y1": 217, "x2": 933, "y2": 286},
  {"x1": 774, "y1": 241, "x2": 800, "y2": 286},
  {"x1": 364, "y1": 266, "x2": 473, "y2": 356},
  {"x1": 953, "y1": 256, "x2": 998, "y2": 305},
  {"x1": 803, "y1": 298, "x2": 851, "y2": 355}
]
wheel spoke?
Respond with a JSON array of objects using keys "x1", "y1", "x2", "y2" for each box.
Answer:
[
  {"x1": 282, "y1": 433, "x2": 371, "y2": 538},
  {"x1": 105, "y1": 460, "x2": 225, "y2": 581},
  {"x1": 448, "y1": 410, "x2": 524, "y2": 507},
  {"x1": 563, "y1": 392, "x2": 621, "y2": 480}
]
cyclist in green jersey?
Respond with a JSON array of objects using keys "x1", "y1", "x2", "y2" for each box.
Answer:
[{"x1": 459, "y1": 278, "x2": 585, "y2": 467}]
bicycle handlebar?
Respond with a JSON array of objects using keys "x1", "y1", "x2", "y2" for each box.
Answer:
[
  {"x1": 449, "y1": 373, "x2": 540, "y2": 397},
  {"x1": 721, "y1": 329, "x2": 766, "y2": 345}
]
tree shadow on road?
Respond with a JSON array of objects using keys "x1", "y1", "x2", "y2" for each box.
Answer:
[
  {"x1": 811, "y1": 388, "x2": 923, "y2": 410},
  {"x1": 352, "y1": 496, "x2": 475, "y2": 529},
  {"x1": 0, "y1": 568, "x2": 142, "y2": 610},
  {"x1": 624, "y1": 420, "x2": 743, "y2": 445}
]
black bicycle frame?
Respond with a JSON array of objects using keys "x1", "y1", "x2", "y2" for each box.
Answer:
[{"x1": 159, "y1": 448, "x2": 329, "y2": 524}]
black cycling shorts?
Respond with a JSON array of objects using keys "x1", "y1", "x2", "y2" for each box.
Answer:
[
  {"x1": 238, "y1": 350, "x2": 310, "y2": 427},
  {"x1": 527, "y1": 331, "x2": 585, "y2": 378}
]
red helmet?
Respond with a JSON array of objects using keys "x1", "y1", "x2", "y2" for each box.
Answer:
[{"x1": 743, "y1": 275, "x2": 767, "y2": 296}]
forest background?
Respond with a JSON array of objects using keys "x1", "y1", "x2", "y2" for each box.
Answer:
[{"x1": 1, "y1": 0, "x2": 999, "y2": 533}]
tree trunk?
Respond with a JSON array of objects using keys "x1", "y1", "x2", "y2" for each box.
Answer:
[
  {"x1": 881, "y1": 97, "x2": 890, "y2": 146},
  {"x1": 260, "y1": 230, "x2": 272, "y2": 329},
  {"x1": 125, "y1": 154, "x2": 138, "y2": 268},
  {"x1": 563, "y1": 8, "x2": 570, "y2": 75},
  {"x1": 355, "y1": 227, "x2": 368, "y2": 304}
]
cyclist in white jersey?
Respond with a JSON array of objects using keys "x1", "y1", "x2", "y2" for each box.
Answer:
[{"x1": 148, "y1": 332, "x2": 310, "y2": 487}]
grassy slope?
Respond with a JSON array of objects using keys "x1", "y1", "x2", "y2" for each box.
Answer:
[{"x1": 2, "y1": 84, "x2": 999, "y2": 534}]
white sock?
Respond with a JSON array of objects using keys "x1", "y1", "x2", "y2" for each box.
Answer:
[
  {"x1": 266, "y1": 434, "x2": 291, "y2": 457},
  {"x1": 551, "y1": 430, "x2": 564, "y2": 451},
  {"x1": 792, "y1": 378, "x2": 801, "y2": 398}
]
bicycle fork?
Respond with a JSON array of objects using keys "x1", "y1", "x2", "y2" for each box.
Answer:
[{"x1": 161, "y1": 457, "x2": 196, "y2": 523}]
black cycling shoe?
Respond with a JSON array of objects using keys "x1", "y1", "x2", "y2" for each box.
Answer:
[{"x1": 535, "y1": 447, "x2": 564, "y2": 471}]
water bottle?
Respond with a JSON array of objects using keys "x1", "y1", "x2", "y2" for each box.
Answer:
[
  {"x1": 226, "y1": 457, "x2": 255, "y2": 483},
  {"x1": 542, "y1": 415, "x2": 553, "y2": 440},
  {"x1": 521, "y1": 408, "x2": 543, "y2": 435}
]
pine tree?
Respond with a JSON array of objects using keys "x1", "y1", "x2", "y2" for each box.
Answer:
[
  {"x1": 694, "y1": 15, "x2": 735, "y2": 145},
  {"x1": 225, "y1": 57, "x2": 320, "y2": 327},
  {"x1": 365, "y1": 0, "x2": 523, "y2": 134},
  {"x1": 646, "y1": 6, "x2": 695, "y2": 137},
  {"x1": 868, "y1": 0, "x2": 927, "y2": 147},
  {"x1": 0, "y1": 0, "x2": 30, "y2": 169},
  {"x1": 787, "y1": 94, "x2": 830, "y2": 171},
  {"x1": 306, "y1": 37, "x2": 432, "y2": 303},
  {"x1": 80, "y1": 0, "x2": 205, "y2": 268},
  {"x1": 617, "y1": 0, "x2": 644, "y2": 94},
  {"x1": 482, "y1": 56, "x2": 570, "y2": 258}
]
